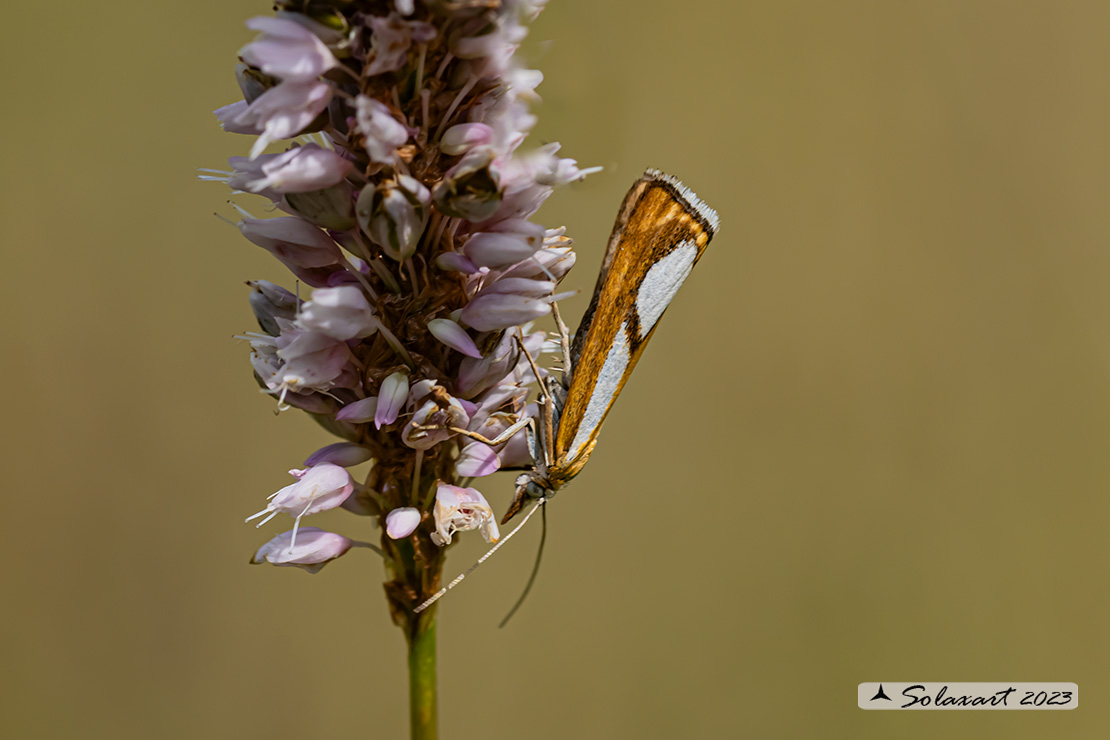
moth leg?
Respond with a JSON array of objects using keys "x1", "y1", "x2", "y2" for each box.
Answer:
[
  {"x1": 512, "y1": 332, "x2": 556, "y2": 466},
  {"x1": 501, "y1": 476, "x2": 532, "y2": 525},
  {"x1": 538, "y1": 394, "x2": 556, "y2": 470},
  {"x1": 513, "y1": 333, "x2": 554, "y2": 408},
  {"x1": 550, "y1": 301, "x2": 573, "y2": 378},
  {"x1": 410, "y1": 417, "x2": 533, "y2": 447}
]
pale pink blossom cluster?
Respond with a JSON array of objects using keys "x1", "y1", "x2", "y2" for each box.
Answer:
[{"x1": 209, "y1": 0, "x2": 593, "y2": 609}]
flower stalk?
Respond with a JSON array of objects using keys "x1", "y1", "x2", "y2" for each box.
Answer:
[
  {"x1": 407, "y1": 607, "x2": 438, "y2": 740},
  {"x1": 211, "y1": 1, "x2": 594, "y2": 735}
]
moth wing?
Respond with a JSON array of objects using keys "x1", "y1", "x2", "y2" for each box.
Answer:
[
  {"x1": 568, "y1": 177, "x2": 644, "y2": 369},
  {"x1": 552, "y1": 170, "x2": 719, "y2": 474}
]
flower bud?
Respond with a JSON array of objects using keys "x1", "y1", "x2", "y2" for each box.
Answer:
[
  {"x1": 452, "y1": 19, "x2": 526, "y2": 62},
  {"x1": 251, "y1": 527, "x2": 354, "y2": 573},
  {"x1": 285, "y1": 181, "x2": 357, "y2": 231},
  {"x1": 356, "y1": 175, "x2": 431, "y2": 261},
  {"x1": 335, "y1": 396, "x2": 378, "y2": 423},
  {"x1": 432, "y1": 146, "x2": 502, "y2": 222},
  {"x1": 235, "y1": 63, "x2": 274, "y2": 104},
  {"x1": 238, "y1": 215, "x2": 342, "y2": 269},
  {"x1": 498, "y1": 246, "x2": 576, "y2": 281},
  {"x1": 248, "y1": 280, "x2": 297, "y2": 336},
  {"x1": 285, "y1": 389, "x2": 341, "y2": 416},
  {"x1": 460, "y1": 293, "x2": 551, "y2": 331},
  {"x1": 427, "y1": 318, "x2": 482, "y2": 358},
  {"x1": 474, "y1": 277, "x2": 555, "y2": 298},
  {"x1": 303, "y1": 442, "x2": 373, "y2": 467},
  {"x1": 509, "y1": 68, "x2": 544, "y2": 97},
  {"x1": 462, "y1": 231, "x2": 538, "y2": 268},
  {"x1": 341, "y1": 484, "x2": 381, "y2": 516},
  {"x1": 375, "y1": 371, "x2": 409, "y2": 429},
  {"x1": 456, "y1": 330, "x2": 520, "y2": 398},
  {"x1": 455, "y1": 442, "x2": 500, "y2": 478},
  {"x1": 511, "y1": 331, "x2": 548, "y2": 385},
  {"x1": 294, "y1": 6, "x2": 350, "y2": 39},
  {"x1": 487, "y1": 217, "x2": 545, "y2": 241},
  {"x1": 498, "y1": 416, "x2": 533, "y2": 468},
  {"x1": 440, "y1": 123, "x2": 494, "y2": 155},
  {"x1": 435, "y1": 252, "x2": 479, "y2": 274},
  {"x1": 457, "y1": 397, "x2": 480, "y2": 417},
  {"x1": 386, "y1": 508, "x2": 422, "y2": 539}
]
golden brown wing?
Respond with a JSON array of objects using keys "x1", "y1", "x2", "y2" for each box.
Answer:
[{"x1": 550, "y1": 169, "x2": 719, "y2": 480}]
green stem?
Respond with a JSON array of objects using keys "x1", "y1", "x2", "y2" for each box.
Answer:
[{"x1": 407, "y1": 614, "x2": 438, "y2": 740}]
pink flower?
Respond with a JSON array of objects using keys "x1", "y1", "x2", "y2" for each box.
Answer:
[
  {"x1": 230, "y1": 81, "x2": 332, "y2": 159},
  {"x1": 214, "y1": 100, "x2": 260, "y2": 134},
  {"x1": 355, "y1": 96, "x2": 410, "y2": 164},
  {"x1": 251, "y1": 527, "x2": 354, "y2": 573},
  {"x1": 246, "y1": 326, "x2": 352, "y2": 402},
  {"x1": 214, "y1": 3, "x2": 602, "y2": 599},
  {"x1": 228, "y1": 144, "x2": 353, "y2": 194},
  {"x1": 298, "y1": 286, "x2": 378, "y2": 341},
  {"x1": 356, "y1": 175, "x2": 431, "y2": 261},
  {"x1": 274, "y1": 326, "x2": 352, "y2": 394},
  {"x1": 245, "y1": 463, "x2": 354, "y2": 551},
  {"x1": 364, "y1": 14, "x2": 436, "y2": 76},
  {"x1": 402, "y1": 385, "x2": 470, "y2": 450},
  {"x1": 431, "y1": 483, "x2": 499, "y2": 546},
  {"x1": 240, "y1": 17, "x2": 338, "y2": 83}
]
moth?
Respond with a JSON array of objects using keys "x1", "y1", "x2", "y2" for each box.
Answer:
[
  {"x1": 501, "y1": 168, "x2": 719, "y2": 521},
  {"x1": 415, "y1": 169, "x2": 718, "y2": 613}
]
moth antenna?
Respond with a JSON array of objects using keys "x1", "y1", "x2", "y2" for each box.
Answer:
[
  {"x1": 413, "y1": 497, "x2": 547, "y2": 614},
  {"x1": 498, "y1": 500, "x2": 547, "y2": 628}
]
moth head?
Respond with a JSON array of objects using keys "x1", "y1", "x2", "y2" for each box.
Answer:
[{"x1": 509, "y1": 472, "x2": 543, "y2": 498}]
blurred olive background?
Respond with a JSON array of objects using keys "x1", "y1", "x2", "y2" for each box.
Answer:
[{"x1": 3, "y1": 1, "x2": 1109, "y2": 738}]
